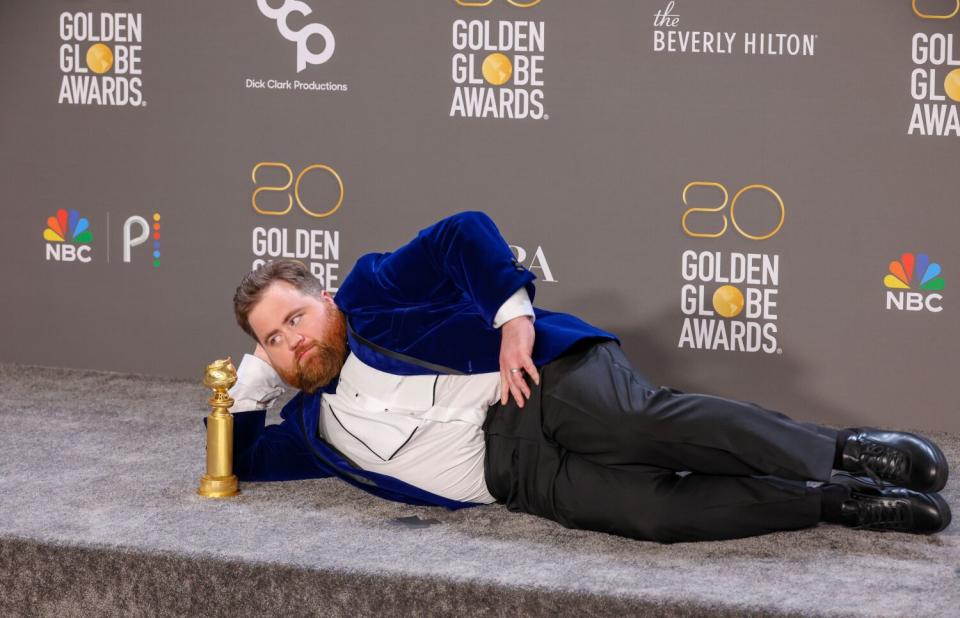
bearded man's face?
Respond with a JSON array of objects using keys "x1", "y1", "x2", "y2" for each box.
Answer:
[{"x1": 247, "y1": 282, "x2": 348, "y2": 393}]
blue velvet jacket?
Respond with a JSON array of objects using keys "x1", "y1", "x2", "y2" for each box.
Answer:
[{"x1": 214, "y1": 211, "x2": 616, "y2": 509}]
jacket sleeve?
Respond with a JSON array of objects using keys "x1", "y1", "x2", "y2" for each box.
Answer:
[
  {"x1": 343, "y1": 211, "x2": 537, "y2": 326},
  {"x1": 203, "y1": 410, "x2": 331, "y2": 482}
]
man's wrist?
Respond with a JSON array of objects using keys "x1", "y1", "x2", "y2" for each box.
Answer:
[
  {"x1": 502, "y1": 315, "x2": 533, "y2": 330},
  {"x1": 492, "y1": 287, "x2": 535, "y2": 328}
]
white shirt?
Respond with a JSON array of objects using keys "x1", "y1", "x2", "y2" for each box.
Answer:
[{"x1": 228, "y1": 287, "x2": 534, "y2": 504}]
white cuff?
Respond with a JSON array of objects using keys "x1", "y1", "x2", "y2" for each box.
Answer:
[
  {"x1": 228, "y1": 353, "x2": 286, "y2": 412},
  {"x1": 492, "y1": 287, "x2": 535, "y2": 329}
]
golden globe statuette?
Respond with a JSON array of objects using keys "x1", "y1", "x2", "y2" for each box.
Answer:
[{"x1": 198, "y1": 358, "x2": 240, "y2": 498}]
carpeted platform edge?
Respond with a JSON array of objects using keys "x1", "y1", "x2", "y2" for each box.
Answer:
[{"x1": 0, "y1": 536, "x2": 818, "y2": 618}]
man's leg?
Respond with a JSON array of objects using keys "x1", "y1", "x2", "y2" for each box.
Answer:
[
  {"x1": 484, "y1": 341, "x2": 950, "y2": 542},
  {"x1": 540, "y1": 341, "x2": 838, "y2": 482},
  {"x1": 483, "y1": 420, "x2": 822, "y2": 543},
  {"x1": 552, "y1": 455, "x2": 821, "y2": 543}
]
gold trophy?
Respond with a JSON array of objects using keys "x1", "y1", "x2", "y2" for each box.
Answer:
[{"x1": 198, "y1": 358, "x2": 240, "y2": 498}]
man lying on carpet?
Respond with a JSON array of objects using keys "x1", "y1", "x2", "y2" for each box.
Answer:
[{"x1": 220, "y1": 211, "x2": 951, "y2": 543}]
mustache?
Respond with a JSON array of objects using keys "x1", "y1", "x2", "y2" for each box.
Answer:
[
  {"x1": 296, "y1": 341, "x2": 344, "y2": 367},
  {"x1": 295, "y1": 341, "x2": 318, "y2": 363}
]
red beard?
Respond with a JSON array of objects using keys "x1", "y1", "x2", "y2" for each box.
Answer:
[{"x1": 278, "y1": 308, "x2": 348, "y2": 393}]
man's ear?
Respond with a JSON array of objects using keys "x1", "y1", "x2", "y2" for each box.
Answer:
[{"x1": 321, "y1": 290, "x2": 334, "y2": 303}]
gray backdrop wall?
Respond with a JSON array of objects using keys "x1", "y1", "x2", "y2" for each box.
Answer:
[{"x1": 2, "y1": 0, "x2": 959, "y2": 431}]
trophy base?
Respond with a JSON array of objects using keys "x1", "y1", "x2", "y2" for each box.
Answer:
[{"x1": 197, "y1": 474, "x2": 240, "y2": 498}]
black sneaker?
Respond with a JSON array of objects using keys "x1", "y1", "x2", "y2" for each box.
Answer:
[
  {"x1": 840, "y1": 428, "x2": 949, "y2": 493},
  {"x1": 830, "y1": 471, "x2": 951, "y2": 534}
]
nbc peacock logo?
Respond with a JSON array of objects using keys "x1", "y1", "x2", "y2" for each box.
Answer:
[
  {"x1": 883, "y1": 252, "x2": 944, "y2": 312},
  {"x1": 43, "y1": 208, "x2": 93, "y2": 263}
]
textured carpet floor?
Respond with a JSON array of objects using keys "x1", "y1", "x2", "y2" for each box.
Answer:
[{"x1": 0, "y1": 363, "x2": 958, "y2": 617}]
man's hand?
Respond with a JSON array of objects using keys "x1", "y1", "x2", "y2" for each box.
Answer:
[{"x1": 499, "y1": 316, "x2": 540, "y2": 408}]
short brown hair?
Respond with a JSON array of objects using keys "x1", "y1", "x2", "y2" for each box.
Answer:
[{"x1": 233, "y1": 259, "x2": 324, "y2": 342}]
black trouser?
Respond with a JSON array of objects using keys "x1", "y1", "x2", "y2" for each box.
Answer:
[{"x1": 482, "y1": 341, "x2": 838, "y2": 544}]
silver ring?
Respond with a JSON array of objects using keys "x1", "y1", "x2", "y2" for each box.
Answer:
[{"x1": 510, "y1": 368, "x2": 522, "y2": 374}]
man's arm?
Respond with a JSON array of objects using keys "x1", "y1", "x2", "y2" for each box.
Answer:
[
  {"x1": 205, "y1": 407, "x2": 331, "y2": 482},
  {"x1": 340, "y1": 211, "x2": 537, "y2": 327},
  {"x1": 228, "y1": 349, "x2": 286, "y2": 413},
  {"x1": 492, "y1": 287, "x2": 539, "y2": 407},
  {"x1": 201, "y1": 352, "x2": 329, "y2": 482},
  {"x1": 341, "y1": 211, "x2": 541, "y2": 406},
  {"x1": 492, "y1": 286, "x2": 535, "y2": 329}
]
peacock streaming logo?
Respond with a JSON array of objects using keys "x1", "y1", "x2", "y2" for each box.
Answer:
[
  {"x1": 123, "y1": 212, "x2": 162, "y2": 267},
  {"x1": 44, "y1": 208, "x2": 93, "y2": 262},
  {"x1": 884, "y1": 252, "x2": 944, "y2": 312},
  {"x1": 450, "y1": 0, "x2": 547, "y2": 120}
]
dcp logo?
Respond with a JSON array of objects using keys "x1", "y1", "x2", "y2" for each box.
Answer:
[{"x1": 257, "y1": 0, "x2": 335, "y2": 72}]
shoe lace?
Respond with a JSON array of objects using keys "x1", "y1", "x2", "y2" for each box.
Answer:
[
  {"x1": 856, "y1": 439, "x2": 909, "y2": 489},
  {"x1": 850, "y1": 495, "x2": 911, "y2": 530}
]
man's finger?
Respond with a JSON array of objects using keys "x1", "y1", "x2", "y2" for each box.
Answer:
[
  {"x1": 510, "y1": 381, "x2": 525, "y2": 408},
  {"x1": 500, "y1": 374, "x2": 509, "y2": 405},
  {"x1": 516, "y1": 372, "x2": 531, "y2": 399},
  {"x1": 510, "y1": 367, "x2": 530, "y2": 398},
  {"x1": 524, "y1": 358, "x2": 540, "y2": 386}
]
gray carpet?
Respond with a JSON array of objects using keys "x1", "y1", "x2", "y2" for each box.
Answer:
[{"x1": 0, "y1": 363, "x2": 958, "y2": 617}]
